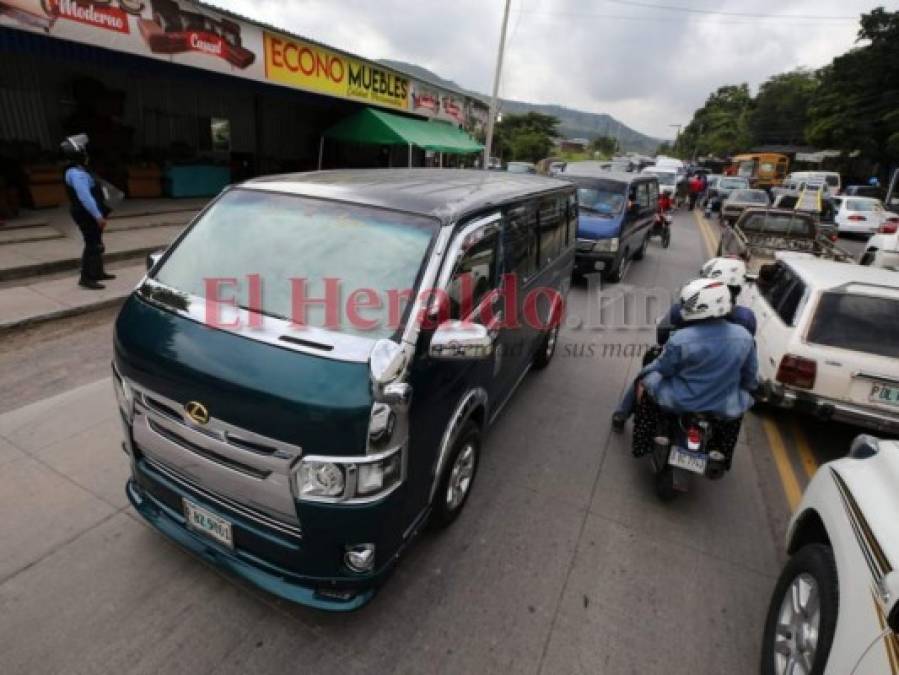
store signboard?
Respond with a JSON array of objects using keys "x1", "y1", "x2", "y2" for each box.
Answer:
[{"x1": 263, "y1": 31, "x2": 408, "y2": 110}]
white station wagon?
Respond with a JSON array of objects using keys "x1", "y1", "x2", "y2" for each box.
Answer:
[
  {"x1": 761, "y1": 435, "x2": 899, "y2": 674},
  {"x1": 744, "y1": 256, "x2": 899, "y2": 435}
]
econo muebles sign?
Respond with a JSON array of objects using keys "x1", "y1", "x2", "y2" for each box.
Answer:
[{"x1": 264, "y1": 32, "x2": 409, "y2": 111}]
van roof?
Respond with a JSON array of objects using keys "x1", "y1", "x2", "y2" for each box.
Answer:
[
  {"x1": 241, "y1": 169, "x2": 572, "y2": 224},
  {"x1": 561, "y1": 170, "x2": 651, "y2": 184}
]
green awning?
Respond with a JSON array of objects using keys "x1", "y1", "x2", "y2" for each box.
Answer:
[{"x1": 324, "y1": 108, "x2": 483, "y2": 154}]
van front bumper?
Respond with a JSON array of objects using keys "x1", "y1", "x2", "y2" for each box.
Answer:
[
  {"x1": 126, "y1": 455, "x2": 411, "y2": 612},
  {"x1": 575, "y1": 249, "x2": 615, "y2": 272},
  {"x1": 764, "y1": 384, "x2": 899, "y2": 434}
]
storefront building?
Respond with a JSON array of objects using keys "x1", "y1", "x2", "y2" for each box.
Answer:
[{"x1": 0, "y1": 0, "x2": 487, "y2": 212}]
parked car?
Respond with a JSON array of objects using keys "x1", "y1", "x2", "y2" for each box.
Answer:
[
  {"x1": 746, "y1": 256, "x2": 899, "y2": 435},
  {"x1": 832, "y1": 196, "x2": 899, "y2": 235},
  {"x1": 564, "y1": 170, "x2": 658, "y2": 282},
  {"x1": 506, "y1": 161, "x2": 536, "y2": 174},
  {"x1": 704, "y1": 175, "x2": 750, "y2": 213},
  {"x1": 761, "y1": 434, "x2": 899, "y2": 674},
  {"x1": 720, "y1": 188, "x2": 770, "y2": 224},
  {"x1": 861, "y1": 228, "x2": 899, "y2": 271},
  {"x1": 787, "y1": 170, "x2": 841, "y2": 194},
  {"x1": 115, "y1": 169, "x2": 576, "y2": 610},
  {"x1": 842, "y1": 184, "x2": 883, "y2": 199}
]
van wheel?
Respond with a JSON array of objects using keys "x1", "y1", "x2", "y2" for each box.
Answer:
[
  {"x1": 761, "y1": 544, "x2": 838, "y2": 675},
  {"x1": 432, "y1": 421, "x2": 481, "y2": 529},
  {"x1": 532, "y1": 322, "x2": 560, "y2": 370},
  {"x1": 605, "y1": 250, "x2": 629, "y2": 283},
  {"x1": 633, "y1": 235, "x2": 649, "y2": 260}
]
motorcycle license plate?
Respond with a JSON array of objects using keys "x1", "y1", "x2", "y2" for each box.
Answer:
[{"x1": 669, "y1": 447, "x2": 708, "y2": 475}]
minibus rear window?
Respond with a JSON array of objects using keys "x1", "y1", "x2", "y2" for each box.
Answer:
[{"x1": 153, "y1": 189, "x2": 439, "y2": 339}]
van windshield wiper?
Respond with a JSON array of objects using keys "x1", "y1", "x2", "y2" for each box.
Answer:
[{"x1": 580, "y1": 205, "x2": 613, "y2": 217}]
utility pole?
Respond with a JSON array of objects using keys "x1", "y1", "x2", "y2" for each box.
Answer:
[
  {"x1": 668, "y1": 124, "x2": 682, "y2": 157},
  {"x1": 483, "y1": 0, "x2": 512, "y2": 170}
]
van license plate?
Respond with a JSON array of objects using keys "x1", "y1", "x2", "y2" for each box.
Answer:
[
  {"x1": 668, "y1": 447, "x2": 708, "y2": 475},
  {"x1": 870, "y1": 383, "x2": 899, "y2": 407},
  {"x1": 183, "y1": 499, "x2": 233, "y2": 548}
]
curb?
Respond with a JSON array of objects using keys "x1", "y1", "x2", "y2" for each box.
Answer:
[
  {"x1": 0, "y1": 246, "x2": 160, "y2": 283},
  {"x1": 0, "y1": 294, "x2": 128, "y2": 335}
]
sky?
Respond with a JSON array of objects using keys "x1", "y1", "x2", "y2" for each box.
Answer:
[{"x1": 210, "y1": 0, "x2": 887, "y2": 140}]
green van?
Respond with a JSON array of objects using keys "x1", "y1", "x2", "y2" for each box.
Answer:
[{"x1": 114, "y1": 169, "x2": 575, "y2": 610}]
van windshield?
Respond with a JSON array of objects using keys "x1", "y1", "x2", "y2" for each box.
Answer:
[
  {"x1": 153, "y1": 189, "x2": 439, "y2": 339},
  {"x1": 577, "y1": 187, "x2": 626, "y2": 215}
]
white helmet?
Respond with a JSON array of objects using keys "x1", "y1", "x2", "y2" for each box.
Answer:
[
  {"x1": 679, "y1": 279, "x2": 732, "y2": 322},
  {"x1": 700, "y1": 256, "x2": 747, "y2": 288}
]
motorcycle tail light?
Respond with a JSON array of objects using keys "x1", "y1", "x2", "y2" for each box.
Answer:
[
  {"x1": 776, "y1": 354, "x2": 817, "y2": 390},
  {"x1": 687, "y1": 427, "x2": 702, "y2": 450}
]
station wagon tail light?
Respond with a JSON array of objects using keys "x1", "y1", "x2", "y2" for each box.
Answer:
[
  {"x1": 879, "y1": 221, "x2": 898, "y2": 234},
  {"x1": 776, "y1": 355, "x2": 817, "y2": 390}
]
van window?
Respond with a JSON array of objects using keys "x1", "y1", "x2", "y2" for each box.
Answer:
[
  {"x1": 538, "y1": 197, "x2": 564, "y2": 267},
  {"x1": 152, "y1": 189, "x2": 438, "y2": 339},
  {"x1": 635, "y1": 183, "x2": 650, "y2": 209},
  {"x1": 807, "y1": 293, "x2": 899, "y2": 358},
  {"x1": 647, "y1": 181, "x2": 659, "y2": 204},
  {"x1": 448, "y1": 229, "x2": 498, "y2": 320},
  {"x1": 504, "y1": 203, "x2": 537, "y2": 281},
  {"x1": 566, "y1": 193, "x2": 578, "y2": 242}
]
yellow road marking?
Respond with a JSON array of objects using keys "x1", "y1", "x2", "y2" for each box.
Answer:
[
  {"x1": 762, "y1": 417, "x2": 803, "y2": 511},
  {"x1": 692, "y1": 210, "x2": 716, "y2": 257},
  {"x1": 790, "y1": 421, "x2": 819, "y2": 479}
]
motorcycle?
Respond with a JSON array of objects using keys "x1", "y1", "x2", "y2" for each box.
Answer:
[
  {"x1": 649, "y1": 209, "x2": 672, "y2": 248},
  {"x1": 646, "y1": 410, "x2": 736, "y2": 500}
]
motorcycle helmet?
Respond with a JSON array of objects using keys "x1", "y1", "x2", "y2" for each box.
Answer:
[
  {"x1": 679, "y1": 279, "x2": 732, "y2": 322},
  {"x1": 700, "y1": 256, "x2": 747, "y2": 289},
  {"x1": 60, "y1": 133, "x2": 89, "y2": 163}
]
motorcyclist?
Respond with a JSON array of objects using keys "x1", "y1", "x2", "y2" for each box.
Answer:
[
  {"x1": 631, "y1": 279, "x2": 758, "y2": 457},
  {"x1": 612, "y1": 257, "x2": 756, "y2": 431}
]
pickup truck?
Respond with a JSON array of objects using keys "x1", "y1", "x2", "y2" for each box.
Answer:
[{"x1": 717, "y1": 207, "x2": 852, "y2": 273}]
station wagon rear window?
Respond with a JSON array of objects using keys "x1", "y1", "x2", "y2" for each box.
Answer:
[
  {"x1": 807, "y1": 292, "x2": 899, "y2": 359},
  {"x1": 153, "y1": 189, "x2": 439, "y2": 339}
]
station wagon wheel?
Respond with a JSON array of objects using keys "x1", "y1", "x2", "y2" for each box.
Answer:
[
  {"x1": 432, "y1": 421, "x2": 481, "y2": 529},
  {"x1": 761, "y1": 544, "x2": 838, "y2": 675}
]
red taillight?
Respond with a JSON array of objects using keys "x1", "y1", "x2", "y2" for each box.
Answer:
[
  {"x1": 776, "y1": 355, "x2": 817, "y2": 389},
  {"x1": 687, "y1": 427, "x2": 702, "y2": 450},
  {"x1": 880, "y1": 221, "x2": 898, "y2": 234},
  {"x1": 848, "y1": 214, "x2": 867, "y2": 221}
]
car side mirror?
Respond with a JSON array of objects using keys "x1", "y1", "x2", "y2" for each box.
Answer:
[
  {"x1": 146, "y1": 250, "x2": 164, "y2": 272},
  {"x1": 849, "y1": 434, "x2": 880, "y2": 459},
  {"x1": 429, "y1": 321, "x2": 493, "y2": 360}
]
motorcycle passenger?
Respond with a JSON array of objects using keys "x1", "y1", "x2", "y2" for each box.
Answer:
[
  {"x1": 611, "y1": 257, "x2": 756, "y2": 431},
  {"x1": 658, "y1": 191, "x2": 673, "y2": 213},
  {"x1": 688, "y1": 173, "x2": 703, "y2": 210},
  {"x1": 631, "y1": 279, "x2": 758, "y2": 459}
]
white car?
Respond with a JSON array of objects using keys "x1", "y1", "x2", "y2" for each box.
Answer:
[
  {"x1": 861, "y1": 230, "x2": 899, "y2": 271},
  {"x1": 832, "y1": 196, "x2": 899, "y2": 235},
  {"x1": 787, "y1": 170, "x2": 842, "y2": 194},
  {"x1": 744, "y1": 256, "x2": 899, "y2": 435},
  {"x1": 761, "y1": 435, "x2": 899, "y2": 674}
]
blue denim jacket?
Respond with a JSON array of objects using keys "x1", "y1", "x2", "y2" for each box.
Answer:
[{"x1": 641, "y1": 318, "x2": 758, "y2": 418}]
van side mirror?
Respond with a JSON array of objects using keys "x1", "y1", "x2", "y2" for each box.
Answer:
[
  {"x1": 370, "y1": 339, "x2": 405, "y2": 385},
  {"x1": 146, "y1": 250, "x2": 164, "y2": 272},
  {"x1": 429, "y1": 321, "x2": 493, "y2": 360}
]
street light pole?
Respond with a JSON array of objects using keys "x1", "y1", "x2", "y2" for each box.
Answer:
[{"x1": 483, "y1": 0, "x2": 512, "y2": 170}]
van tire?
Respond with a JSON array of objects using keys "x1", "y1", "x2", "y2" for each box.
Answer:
[
  {"x1": 431, "y1": 421, "x2": 481, "y2": 529},
  {"x1": 532, "y1": 322, "x2": 560, "y2": 370},
  {"x1": 605, "y1": 249, "x2": 629, "y2": 283},
  {"x1": 633, "y1": 235, "x2": 649, "y2": 260}
]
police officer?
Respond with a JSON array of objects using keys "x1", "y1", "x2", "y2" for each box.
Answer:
[{"x1": 61, "y1": 134, "x2": 115, "y2": 289}]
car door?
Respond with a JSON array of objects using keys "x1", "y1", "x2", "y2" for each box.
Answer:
[{"x1": 747, "y1": 262, "x2": 807, "y2": 381}]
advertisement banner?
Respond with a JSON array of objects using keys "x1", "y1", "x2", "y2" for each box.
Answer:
[{"x1": 264, "y1": 31, "x2": 408, "y2": 110}]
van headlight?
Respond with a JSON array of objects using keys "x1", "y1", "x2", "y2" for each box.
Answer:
[
  {"x1": 593, "y1": 237, "x2": 619, "y2": 253},
  {"x1": 112, "y1": 363, "x2": 134, "y2": 422},
  {"x1": 295, "y1": 448, "x2": 404, "y2": 503}
]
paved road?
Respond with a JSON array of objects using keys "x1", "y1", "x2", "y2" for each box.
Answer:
[{"x1": 0, "y1": 212, "x2": 794, "y2": 674}]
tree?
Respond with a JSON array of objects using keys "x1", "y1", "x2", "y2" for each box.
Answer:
[
  {"x1": 806, "y1": 8, "x2": 899, "y2": 167},
  {"x1": 676, "y1": 84, "x2": 753, "y2": 159},
  {"x1": 748, "y1": 70, "x2": 818, "y2": 146},
  {"x1": 655, "y1": 141, "x2": 673, "y2": 156},
  {"x1": 589, "y1": 135, "x2": 619, "y2": 157},
  {"x1": 493, "y1": 112, "x2": 559, "y2": 162}
]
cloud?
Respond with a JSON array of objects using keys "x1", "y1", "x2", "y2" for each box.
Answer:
[{"x1": 211, "y1": 0, "x2": 873, "y2": 139}]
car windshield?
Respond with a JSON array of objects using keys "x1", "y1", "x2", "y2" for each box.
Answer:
[
  {"x1": 807, "y1": 292, "x2": 899, "y2": 359},
  {"x1": 577, "y1": 187, "x2": 626, "y2": 215},
  {"x1": 732, "y1": 190, "x2": 768, "y2": 203},
  {"x1": 153, "y1": 189, "x2": 439, "y2": 339},
  {"x1": 739, "y1": 212, "x2": 813, "y2": 236},
  {"x1": 720, "y1": 178, "x2": 748, "y2": 189},
  {"x1": 646, "y1": 171, "x2": 675, "y2": 185}
]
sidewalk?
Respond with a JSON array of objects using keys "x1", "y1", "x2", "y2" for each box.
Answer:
[{"x1": 0, "y1": 263, "x2": 145, "y2": 333}]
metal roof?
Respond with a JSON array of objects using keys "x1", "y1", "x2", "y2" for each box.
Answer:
[{"x1": 241, "y1": 169, "x2": 573, "y2": 224}]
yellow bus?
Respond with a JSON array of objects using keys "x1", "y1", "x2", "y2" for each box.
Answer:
[{"x1": 729, "y1": 153, "x2": 789, "y2": 189}]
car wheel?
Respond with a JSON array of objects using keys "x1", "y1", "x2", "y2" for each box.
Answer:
[
  {"x1": 605, "y1": 249, "x2": 629, "y2": 283},
  {"x1": 761, "y1": 544, "x2": 838, "y2": 675},
  {"x1": 431, "y1": 421, "x2": 481, "y2": 529},
  {"x1": 633, "y1": 235, "x2": 649, "y2": 260},
  {"x1": 532, "y1": 321, "x2": 560, "y2": 370}
]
